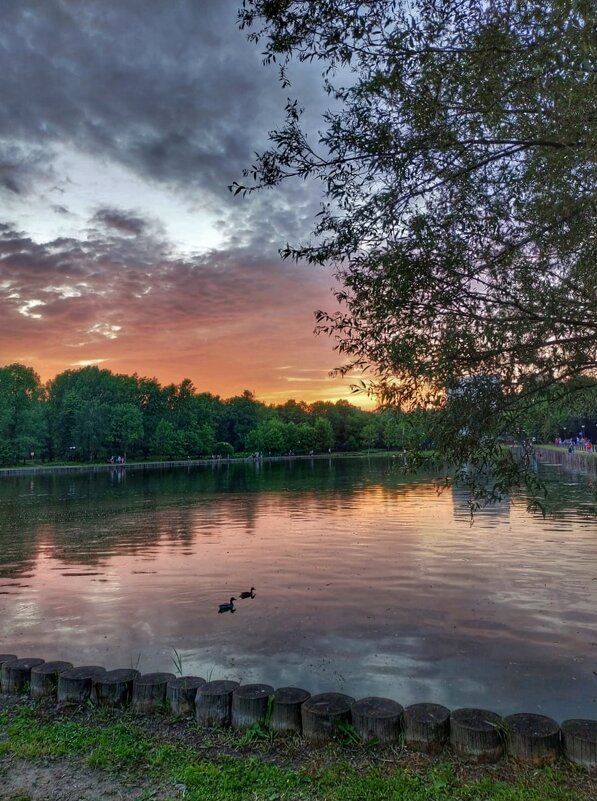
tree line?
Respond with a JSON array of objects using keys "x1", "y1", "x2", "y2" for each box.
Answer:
[
  {"x1": 0, "y1": 364, "x2": 594, "y2": 467},
  {"x1": 0, "y1": 363, "x2": 424, "y2": 465}
]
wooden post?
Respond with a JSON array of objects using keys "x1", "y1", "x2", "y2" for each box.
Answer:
[
  {"x1": 505, "y1": 713, "x2": 561, "y2": 765},
  {"x1": 301, "y1": 692, "x2": 355, "y2": 742},
  {"x1": 93, "y1": 669, "x2": 140, "y2": 707},
  {"x1": 57, "y1": 666, "x2": 106, "y2": 704},
  {"x1": 195, "y1": 680, "x2": 240, "y2": 727},
  {"x1": 450, "y1": 707, "x2": 504, "y2": 762},
  {"x1": 403, "y1": 703, "x2": 450, "y2": 753},
  {"x1": 231, "y1": 683, "x2": 274, "y2": 730},
  {"x1": 167, "y1": 676, "x2": 206, "y2": 718},
  {"x1": 351, "y1": 696, "x2": 404, "y2": 743},
  {"x1": 561, "y1": 719, "x2": 597, "y2": 769},
  {"x1": 30, "y1": 661, "x2": 73, "y2": 699},
  {"x1": 0, "y1": 656, "x2": 18, "y2": 692},
  {"x1": 271, "y1": 687, "x2": 311, "y2": 733},
  {"x1": 2, "y1": 658, "x2": 45, "y2": 694},
  {"x1": 132, "y1": 672, "x2": 176, "y2": 713}
]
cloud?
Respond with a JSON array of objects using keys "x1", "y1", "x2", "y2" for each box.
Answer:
[
  {"x1": 0, "y1": 1, "x2": 356, "y2": 403},
  {"x1": 0, "y1": 142, "x2": 55, "y2": 197},
  {"x1": 92, "y1": 209, "x2": 148, "y2": 237},
  {"x1": 0, "y1": 0, "x2": 324, "y2": 210},
  {"x1": 0, "y1": 219, "x2": 344, "y2": 399},
  {"x1": 71, "y1": 359, "x2": 108, "y2": 367}
]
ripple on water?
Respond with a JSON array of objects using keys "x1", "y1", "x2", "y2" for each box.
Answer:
[{"x1": 0, "y1": 459, "x2": 595, "y2": 719}]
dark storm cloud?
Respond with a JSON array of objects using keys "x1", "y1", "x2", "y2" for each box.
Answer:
[
  {"x1": 0, "y1": 0, "x2": 322, "y2": 214},
  {"x1": 93, "y1": 208, "x2": 148, "y2": 236},
  {"x1": 0, "y1": 142, "x2": 55, "y2": 197}
]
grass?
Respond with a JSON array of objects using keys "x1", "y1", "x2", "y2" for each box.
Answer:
[
  {"x1": 0, "y1": 704, "x2": 594, "y2": 801},
  {"x1": 540, "y1": 445, "x2": 596, "y2": 458}
]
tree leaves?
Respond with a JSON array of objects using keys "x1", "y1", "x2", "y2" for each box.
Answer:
[{"x1": 238, "y1": 0, "x2": 597, "y2": 506}]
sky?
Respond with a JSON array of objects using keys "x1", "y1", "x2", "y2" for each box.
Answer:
[{"x1": 0, "y1": 0, "x2": 366, "y2": 405}]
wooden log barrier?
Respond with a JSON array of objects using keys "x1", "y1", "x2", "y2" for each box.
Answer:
[
  {"x1": 301, "y1": 692, "x2": 355, "y2": 742},
  {"x1": 195, "y1": 680, "x2": 240, "y2": 727},
  {"x1": 403, "y1": 703, "x2": 450, "y2": 753},
  {"x1": 57, "y1": 666, "x2": 106, "y2": 704},
  {"x1": 167, "y1": 676, "x2": 206, "y2": 717},
  {"x1": 450, "y1": 707, "x2": 504, "y2": 762},
  {"x1": 505, "y1": 713, "x2": 561, "y2": 765},
  {"x1": 132, "y1": 672, "x2": 175, "y2": 713},
  {"x1": 0, "y1": 655, "x2": 18, "y2": 692},
  {"x1": 351, "y1": 696, "x2": 404, "y2": 743},
  {"x1": 561, "y1": 719, "x2": 597, "y2": 769},
  {"x1": 93, "y1": 669, "x2": 140, "y2": 708},
  {"x1": 2, "y1": 658, "x2": 45, "y2": 695},
  {"x1": 270, "y1": 687, "x2": 311, "y2": 733},
  {"x1": 30, "y1": 661, "x2": 73, "y2": 699},
  {"x1": 231, "y1": 683, "x2": 274, "y2": 730}
]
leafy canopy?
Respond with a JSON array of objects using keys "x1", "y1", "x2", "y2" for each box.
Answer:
[{"x1": 235, "y1": 0, "x2": 597, "y2": 503}]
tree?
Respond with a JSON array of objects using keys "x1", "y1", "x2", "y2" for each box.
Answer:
[
  {"x1": 313, "y1": 416, "x2": 334, "y2": 452},
  {"x1": 46, "y1": 366, "x2": 139, "y2": 459},
  {"x1": 109, "y1": 403, "x2": 143, "y2": 460},
  {"x1": 182, "y1": 423, "x2": 216, "y2": 457},
  {"x1": 0, "y1": 364, "x2": 46, "y2": 462},
  {"x1": 73, "y1": 398, "x2": 109, "y2": 461},
  {"x1": 237, "y1": 0, "x2": 597, "y2": 506},
  {"x1": 310, "y1": 399, "x2": 369, "y2": 451},
  {"x1": 218, "y1": 390, "x2": 268, "y2": 450},
  {"x1": 360, "y1": 420, "x2": 381, "y2": 452},
  {"x1": 245, "y1": 417, "x2": 287, "y2": 454},
  {"x1": 276, "y1": 399, "x2": 311, "y2": 425},
  {"x1": 137, "y1": 377, "x2": 167, "y2": 457},
  {"x1": 151, "y1": 420, "x2": 184, "y2": 460},
  {"x1": 518, "y1": 376, "x2": 597, "y2": 442}
]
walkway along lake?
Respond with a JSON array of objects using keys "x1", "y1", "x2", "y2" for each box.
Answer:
[{"x1": 0, "y1": 457, "x2": 595, "y2": 720}]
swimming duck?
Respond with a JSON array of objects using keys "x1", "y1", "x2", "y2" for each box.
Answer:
[
  {"x1": 218, "y1": 597, "x2": 236, "y2": 613},
  {"x1": 239, "y1": 587, "x2": 255, "y2": 599}
]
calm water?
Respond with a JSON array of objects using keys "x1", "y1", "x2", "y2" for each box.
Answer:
[{"x1": 0, "y1": 457, "x2": 596, "y2": 720}]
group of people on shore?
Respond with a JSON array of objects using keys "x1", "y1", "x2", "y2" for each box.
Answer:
[{"x1": 554, "y1": 435, "x2": 593, "y2": 454}]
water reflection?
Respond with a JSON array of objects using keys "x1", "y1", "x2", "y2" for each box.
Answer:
[{"x1": 0, "y1": 459, "x2": 595, "y2": 719}]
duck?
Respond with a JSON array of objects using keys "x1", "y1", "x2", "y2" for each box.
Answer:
[
  {"x1": 218, "y1": 597, "x2": 236, "y2": 613},
  {"x1": 239, "y1": 587, "x2": 256, "y2": 599}
]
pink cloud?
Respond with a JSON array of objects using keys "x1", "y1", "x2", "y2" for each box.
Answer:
[{"x1": 0, "y1": 224, "x2": 357, "y2": 402}]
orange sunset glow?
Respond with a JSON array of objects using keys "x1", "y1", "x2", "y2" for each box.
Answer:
[{"x1": 0, "y1": 0, "x2": 366, "y2": 406}]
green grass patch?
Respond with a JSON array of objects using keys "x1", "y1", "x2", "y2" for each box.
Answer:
[
  {"x1": 0, "y1": 705, "x2": 593, "y2": 801},
  {"x1": 540, "y1": 445, "x2": 595, "y2": 458}
]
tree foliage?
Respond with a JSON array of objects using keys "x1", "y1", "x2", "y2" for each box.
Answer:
[
  {"x1": 0, "y1": 364, "x2": 46, "y2": 464},
  {"x1": 235, "y1": 0, "x2": 597, "y2": 502},
  {"x1": 0, "y1": 364, "x2": 391, "y2": 464}
]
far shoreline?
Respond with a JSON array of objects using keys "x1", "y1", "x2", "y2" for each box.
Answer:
[
  {"x1": 0, "y1": 450, "x2": 406, "y2": 478},
  {"x1": 1, "y1": 444, "x2": 593, "y2": 479}
]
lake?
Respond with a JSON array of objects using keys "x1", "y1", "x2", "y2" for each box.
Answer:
[{"x1": 0, "y1": 456, "x2": 595, "y2": 720}]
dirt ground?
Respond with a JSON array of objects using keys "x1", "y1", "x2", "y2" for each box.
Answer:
[
  {"x1": 0, "y1": 694, "x2": 175, "y2": 801},
  {"x1": 0, "y1": 755, "x2": 178, "y2": 801}
]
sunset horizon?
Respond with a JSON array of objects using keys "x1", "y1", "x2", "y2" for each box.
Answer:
[{"x1": 2, "y1": 354, "x2": 373, "y2": 408}]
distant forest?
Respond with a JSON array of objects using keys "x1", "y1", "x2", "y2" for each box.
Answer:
[
  {"x1": 0, "y1": 364, "x2": 595, "y2": 466},
  {"x1": 0, "y1": 363, "x2": 421, "y2": 465}
]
